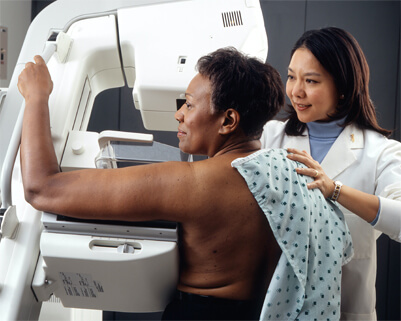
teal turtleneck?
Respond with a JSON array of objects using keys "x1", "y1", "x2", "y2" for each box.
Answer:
[{"x1": 306, "y1": 118, "x2": 346, "y2": 163}]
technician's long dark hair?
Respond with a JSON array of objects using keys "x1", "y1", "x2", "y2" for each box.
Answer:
[{"x1": 284, "y1": 27, "x2": 392, "y2": 137}]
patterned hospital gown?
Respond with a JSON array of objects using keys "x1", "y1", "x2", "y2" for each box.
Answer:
[{"x1": 231, "y1": 149, "x2": 353, "y2": 321}]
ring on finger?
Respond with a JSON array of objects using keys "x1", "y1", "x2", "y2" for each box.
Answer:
[{"x1": 313, "y1": 169, "x2": 319, "y2": 178}]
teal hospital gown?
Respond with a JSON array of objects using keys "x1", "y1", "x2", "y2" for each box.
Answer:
[{"x1": 231, "y1": 149, "x2": 353, "y2": 321}]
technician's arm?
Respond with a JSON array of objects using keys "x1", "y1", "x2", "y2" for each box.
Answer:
[
  {"x1": 287, "y1": 148, "x2": 401, "y2": 242},
  {"x1": 287, "y1": 148, "x2": 379, "y2": 222},
  {"x1": 375, "y1": 196, "x2": 401, "y2": 242}
]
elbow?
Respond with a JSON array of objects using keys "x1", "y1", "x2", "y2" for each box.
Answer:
[
  {"x1": 23, "y1": 186, "x2": 41, "y2": 210},
  {"x1": 23, "y1": 180, "x2": 47, "y2": 211},
  {"x1": 21, "y1": 164, "x2": 61, "y2": 211}
]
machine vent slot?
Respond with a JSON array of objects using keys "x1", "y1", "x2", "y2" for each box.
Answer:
[{"x1": 221, "y1": 11, "x2": 243, "y2": 27}]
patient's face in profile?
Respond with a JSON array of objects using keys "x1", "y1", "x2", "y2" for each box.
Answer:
[{"x1": 175, "y1": 74, "x2": 224, "y2": 156}]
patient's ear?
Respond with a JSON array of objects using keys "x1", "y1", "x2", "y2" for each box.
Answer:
[{"x1": 219, "y1": 109, "x2": 240, "y2": 135}]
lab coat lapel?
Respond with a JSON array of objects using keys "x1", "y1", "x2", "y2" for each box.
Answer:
[
  {"x1": 321, "y1": 124, "x2": 364, "y2": 179},
  {"x1": 283, "y1": 130, "x2": 311, "y2": 154}
]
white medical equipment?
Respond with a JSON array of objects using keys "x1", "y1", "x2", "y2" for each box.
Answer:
[{"x1": 0, "y1": 0, "x2": 268, "y2": 319}]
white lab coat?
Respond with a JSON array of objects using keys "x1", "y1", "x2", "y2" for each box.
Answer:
[{"x1": 261, "y1": 120, "x2": 401, "y2": 321}]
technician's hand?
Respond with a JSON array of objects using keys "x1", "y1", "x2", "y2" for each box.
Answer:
[
  {"x1": 286, "y1": 148, "x2": 335, "y2": 199},
  {"x1": 18, "y1": 55, "x2": 53, "y2": 103}
]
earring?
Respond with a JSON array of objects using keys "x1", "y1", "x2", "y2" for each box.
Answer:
[{"x1": 340, "y1": 94, "x2": 345, "y2": 99}]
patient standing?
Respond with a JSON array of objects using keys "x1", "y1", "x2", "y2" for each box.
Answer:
[{"x1": 18, "y1": 47, "x2": 352, "y2": 320}]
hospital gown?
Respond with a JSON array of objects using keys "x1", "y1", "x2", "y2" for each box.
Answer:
[{"x1": 231, "y1": 149, "x2": 353, "y2": 321}]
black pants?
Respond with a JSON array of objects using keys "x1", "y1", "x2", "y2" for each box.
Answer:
[{"x1": 161, "y1": 291, "x2": 263, "y2": 321}]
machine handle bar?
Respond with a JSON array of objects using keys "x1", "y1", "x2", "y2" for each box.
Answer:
[
  {"x1": 0, "y1": 10, "x2": 117, "y2": 210},
  {"x1": 0, "y1": 43, "x2": 56, "y2": 209}
]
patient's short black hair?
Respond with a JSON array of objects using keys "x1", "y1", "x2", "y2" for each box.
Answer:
[{"x1": 197, "y1": 47, "x2": 285, "y2": 139}]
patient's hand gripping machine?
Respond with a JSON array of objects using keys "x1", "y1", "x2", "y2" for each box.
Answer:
[{"x1": 0, "y1": 0, "x2": 268, "y2": 319}]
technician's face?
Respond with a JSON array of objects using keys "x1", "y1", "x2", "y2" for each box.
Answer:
[
  {"x1": 286, "y1": 48, "x2": 340, "y2": 123},
  {"x1": 175, "y1": 73, "x2": 223, "y2": 156}
]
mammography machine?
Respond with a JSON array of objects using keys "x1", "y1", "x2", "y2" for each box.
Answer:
[{"x1": 0, "y1": 0, "x2": 268, "y2": 319}]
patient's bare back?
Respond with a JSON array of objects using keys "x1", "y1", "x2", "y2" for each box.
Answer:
[{"x1": 175, "y1": 153, "x2": 281, "y2": 301}]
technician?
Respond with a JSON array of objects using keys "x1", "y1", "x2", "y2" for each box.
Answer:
[{"x1": 261, "y1": 27, "x2": 401, "y2": 320}]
